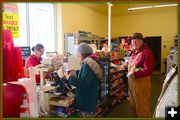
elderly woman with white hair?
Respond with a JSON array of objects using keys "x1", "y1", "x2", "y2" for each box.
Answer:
[{"x1": 65, "y1": 43, "x2": 104, "y2": 118}]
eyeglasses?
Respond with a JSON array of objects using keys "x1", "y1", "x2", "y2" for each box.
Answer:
[{"x1": 39, "y1": 49, "x2": 44, "y2": 53}]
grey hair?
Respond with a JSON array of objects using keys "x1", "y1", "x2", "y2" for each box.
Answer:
[{"x1": 32, "y1": 43, "x2": 44, "y2": 51}]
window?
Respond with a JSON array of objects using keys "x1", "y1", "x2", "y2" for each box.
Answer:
[
  {"x1": 13, "y1": 3, "x2": 28, "y2": 46},
  {"x1": 7, "y1": 3, "x2": 56, "y2": 56},
  {"x1": 29, "y1": 3, "x2": 56, "y2": 55}
]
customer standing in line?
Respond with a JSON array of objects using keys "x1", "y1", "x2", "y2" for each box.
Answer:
[
  {"x1": 126, "y1": 33, "x2": 154, "y2": 117},
  {"x1": 65, "y1": 43, "x2": 104, "y2": 118}
]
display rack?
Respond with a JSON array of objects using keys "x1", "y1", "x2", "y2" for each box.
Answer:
[
  {"x1": 96, "y1": 56, "x2": 110, "y2": 117},
  {"x1": 109, "y1": 51, "x2": 127, "y2": 107},
  {"x1": 46, "y1": 90, "x2": 76, "y2": 118},
  {"x1": 94, "y1": 51, "x2": 127, "y2": 116},
  {"x1": 64, "y1": 31, "x2": 92, "y2": 55}
]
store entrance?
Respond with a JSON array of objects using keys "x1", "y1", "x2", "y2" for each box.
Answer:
[{"x1": 145, "y1": 36, "x2": 161, "y2": 71}]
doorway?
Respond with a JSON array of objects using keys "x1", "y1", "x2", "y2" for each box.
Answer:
[{"x1": 145, "y1": 36, "x2": 161, "y2": 71}]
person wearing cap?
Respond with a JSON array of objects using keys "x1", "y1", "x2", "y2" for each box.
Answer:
[
  {"x1": 65, "y1": 43, "x2": 104, "y2": 118},
  {"x1": 126, "y1": 33, "x2": 154, "y2": 117}
]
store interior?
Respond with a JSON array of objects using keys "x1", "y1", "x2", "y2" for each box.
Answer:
[{"x1": 2, "y1": 2, "x2": 178, "y2": 118}]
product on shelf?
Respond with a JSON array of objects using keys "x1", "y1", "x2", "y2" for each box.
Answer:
[
  {"x1": 48, "y1": 92, "x2": 76, "y2": 118},
  {"x1": 109, "y1": 51, "x2": 124, "y2": 60},
  {"x1": 96, "y1": 106, "x2": 102, "y2": 115},
  {"x1": 110, "y1": 73, "x2": 124, "y2": 82},
  {"x1": 55, "y1": 105, "x2": 76, "y2": 117},
  {"x1": 95, "y1": 51, "x2": 108, "y2": 58},
  {"x1": 109, "y1": 53, "x2": 127, "y2": 107}
]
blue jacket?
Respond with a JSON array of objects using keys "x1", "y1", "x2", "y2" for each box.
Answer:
[{"x1": 68, "y1": 57, "x2": 104, "y2": 112}]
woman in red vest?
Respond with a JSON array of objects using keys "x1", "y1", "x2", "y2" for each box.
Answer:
[
  {"x1": 25, "y1": 43, "x2": 44, "y2": 84},
  {"x1": 25, "y1": 43, "x2": 44, "y2": 68}
]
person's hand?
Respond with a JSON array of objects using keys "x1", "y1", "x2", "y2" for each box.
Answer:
[
  {"x1": 65, "y1": 70, "x2": 76, "y2": 79},
  {"x1": 126, "y1": 71, "x2": 135, "y2": 79},
  {"x1": 65, "y1": 72, "x2": 71, "y2": 80},
  {"x1": 119, "y1": 65, "x2": 125, "y2": 69}
]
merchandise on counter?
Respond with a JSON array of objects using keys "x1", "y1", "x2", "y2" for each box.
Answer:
[
  {"x1": 39, "y1": 86, "x2": 57, "y2": 92},
  {"x1": 41, "y1": 55, "x2": 63, "y2": 70},
  {"x1": 46, "y1": 52, "x2": 57, "y2": 58}
]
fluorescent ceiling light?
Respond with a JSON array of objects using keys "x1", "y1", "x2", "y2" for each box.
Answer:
[
  {"x1": 128, "y1": 4, "x2": 178, "y2": 11},
  {"x1": 128, "y1": 6, "x2": 153, "y2": 11},
  {"x1": 154, "y1": 4, "x2": 178, "y2": 8}
]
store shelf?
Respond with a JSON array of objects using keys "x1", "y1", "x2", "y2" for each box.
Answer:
[
  {"x1": 110, "y1": 84, "x2": 126, "y2": 96},
  {"x1": 95, "y1": 51, "x2": 127, "y2": 116},
  {"x1": 101, "y1": 91, "x2": 109, "y2": 97},
  {"x1": 110, "y1": 69, "x2": 126, "y2": 75},
  {"x1": 49, "y1": 108, "x2": 76, "y2": 118},
  {"x1": 111, "y1": 95, "x2": 126, "y2": 107},
  {"x1": 110, "y1": 74, "x2": 124, "y2": 82},
  {"x1": 49, "y1": 96, "x2": 74, "y2": 107},
  {"x1": 96, "y1": 103, "x2": 101, "y2": 109},
  {"x1": 110, "y1": 58, "x2": 124, "y2": 62},
  {"x1": 110, "y1": 82, "x2": 124, "y2": 91},
  {"x1": 95, "y1": 107, "x2": 102, "y2": 117}
]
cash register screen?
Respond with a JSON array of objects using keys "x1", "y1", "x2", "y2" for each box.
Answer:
[{"x1": 21, "y1": 47, "x2": 31, "y2": 66}]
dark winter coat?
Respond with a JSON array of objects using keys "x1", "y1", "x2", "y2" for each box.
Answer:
[{"x1": 68, "y1": 57, "x2": 104, "y2": 112}]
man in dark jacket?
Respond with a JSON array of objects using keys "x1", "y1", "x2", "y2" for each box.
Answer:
[{"x1": 65, "y1": 43, "x2": 103, "y2": 118}]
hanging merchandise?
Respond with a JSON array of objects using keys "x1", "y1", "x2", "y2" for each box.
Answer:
[{"x1": 3, "y1": 30, "x2": 24, "y2": 82}]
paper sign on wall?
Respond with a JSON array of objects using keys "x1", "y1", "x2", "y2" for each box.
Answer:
[{"x1": 3, "y1": 3, "x2": 19, "y2": 38}]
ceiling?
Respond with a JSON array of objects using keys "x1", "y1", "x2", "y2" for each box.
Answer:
[{"x1": 81, "y1": 3, "x2": 177, "y2": 16}]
